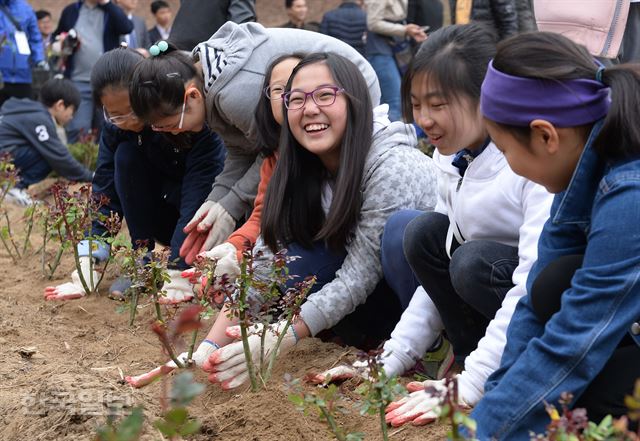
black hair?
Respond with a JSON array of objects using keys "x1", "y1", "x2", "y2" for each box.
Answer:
[
  {"x1": 151, "y1": 0, "x2": 170, "y2": 14},
  {"x1": 401, "y1": 23, "x2": 497, "y2": 122},
  {"x1": 90, "y1": 47, "x2": 144, "y2": 105},
  {"x1": 261, "y1": 52, "x2": 373, "y2": 252},
  {"x1": 255, "y1": 53, "x2": 306, "y2": 155},
  {"x1": 129, "y1": 42, "x2": 202, "y2": 123},
  {"x1": 35, "y1": 10, "x2": 51, "y2": 20},
  {"x1": 285, "y1": 0, "x2": 295, "y2": 8},
  {"x1": 491, "y1": 31, "x2": 640, "y2": 160},
  {"x1": 40, "y1": 78, "x2": 80, "y2": 109}
]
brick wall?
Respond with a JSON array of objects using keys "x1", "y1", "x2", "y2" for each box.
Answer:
[{"x1": 27, "y1": 0, "x2": 343, "y2": 31}]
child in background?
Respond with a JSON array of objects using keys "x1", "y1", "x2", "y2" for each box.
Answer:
[
  {"x1": 364, "y1": 24, "x2": 552, "y2": 426},
  {"x1": 128, "y1": 22, "x2": 381, "y2": 264},
  {"x1": 148, "y1": 0, "x2": 173, "y2": 43},
  {"x1": 0, "y1": 78, "x2": 93, "y2": 206},
  {"x1": 44, "y1": 47, "x2": 226, "y2": 301},
  {"x1": 471, "y1": 31, "x2": 640, "y2": 438}
]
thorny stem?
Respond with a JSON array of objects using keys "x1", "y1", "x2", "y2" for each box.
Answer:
[
  {"x1": 320, "y1": 407, "x2": 345, "y2": 441},
  {"x1": 0, "y1": 232, "x2": 17, "y2": 263},
  {"x1": 187, "y1": 328, "x2": 199, "y2": 363},
  {"x1": 259, "y1": 327, "x2": 267, "y2": 374},
  {"x1": 47, "y1": 246, "x2": 65, "y2": 279},
  {"x1": 88, "y1": 238, "x2": 95, "y2": 294},
  {"x1": 238, "y1": 259, "x2": 259, "y2": 392},
  {"x1": 380, "y1": 402, "x2": 389, "y2": 441},
  {"x1": 73, "y1": 245, "x2": 92, "y2": 296},
  {"x1": 41, "y1": 217, "x2": 49, "y2": 276},
  {"x1": 129, "y1": 287, "x2": 139, "y2": 327},
  {"x1": 3, "y1": 210, "x2": 21, "y2": 258},
  {"x1": 95, "y1": 256, "x2": 110, "y2": 294},
  {"x1": 21, "y1": 205, "x2": 36, "y2": 255}
]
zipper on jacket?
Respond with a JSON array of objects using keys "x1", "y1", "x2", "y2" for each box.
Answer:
[
  {"x1": 137, "y1": 134, "x2": 142, "y2": 146},
  {"x1": 603, "y1": 0, "x2": 624, "y2": 56},
  {"x1": 456, "y1": 176, "x2": 463, "y2": 192}
]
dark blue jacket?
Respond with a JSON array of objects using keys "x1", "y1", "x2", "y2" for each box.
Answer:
[
  {"x1": 93, "y1": 123, "x2": 226, "y2": 268},
  {"x1": 0, "y1": 0, "x2": 44, "y2": 84},
  {"x1": 320, "y1": 2, "x2": 367, "y2": 56},
  {"x1": 53, "y1": 1, "x2": 133, "y2": 79}
]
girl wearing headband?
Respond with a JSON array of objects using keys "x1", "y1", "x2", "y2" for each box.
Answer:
[
  {"x1": 472, "y1": 31, "x2": 640, "y2": 438},
  {"x1": 128, "y1": 22, "x2": 381, "y2": 265},
  {"x1": 44, "y1": 47, "x2": 226, "y2": 302},
  {"x1": 376, "y1": 23, "x2": 553, "y2": 427}
]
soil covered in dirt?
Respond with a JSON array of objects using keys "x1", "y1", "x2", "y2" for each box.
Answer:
[{"x1": 0, "y1": 183, "x2": 447, "y2": 441}]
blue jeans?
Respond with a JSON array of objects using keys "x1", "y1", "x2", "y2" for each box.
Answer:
[
  {"x1": 285, "y1": 241, "x2": 402, "y2": 348},
  {"x1": 367, "y1": 54, "x2": 402, "y2": 121},
  {"x1": 113, "y1": 141, "x2": 185, "y2": 268},
  {"x1": 66, "y1": 80, "x2": 102, "y2": 144},
  {"x1": 389, "y1": 210, "x2": 519, "y2": 362},
  {"x1": 11, "y1": 146, "x2": 51, "y2": 188}
]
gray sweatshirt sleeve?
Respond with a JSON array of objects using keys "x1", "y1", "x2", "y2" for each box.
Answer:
[
  {"x1": 24, "y1": 118, "x2": 93, "y2": 182},
  {"x1": 228, "y1": 0, "x2": 256, "y2": 23},
  {"x1": 300, "y1": 145, "x2": 438, "y2": 336},
  {"x1": 206, "y1": 146, "x2": 263, "y2": 221}
]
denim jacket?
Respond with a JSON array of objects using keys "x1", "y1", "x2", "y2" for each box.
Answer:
[{"x1": 471, "y1": 120, "x2": 640, "y2": 439}]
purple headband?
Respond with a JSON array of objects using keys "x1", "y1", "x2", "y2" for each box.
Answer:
[{"x1": 480, "y1": 60, "x2": 611, "y2": 127}]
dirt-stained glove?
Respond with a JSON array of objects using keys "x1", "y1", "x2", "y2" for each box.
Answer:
[
  {"x1": 202, "y1": 321, "x2": 298, "y2": 390},
  {"x1": 44, "y1": 256, "x2": 98, "y2": 300},
  {"x1": 385, "y1": 377, "x2": 469, "y2": 427},
  {"x1": 125, "y1": 340, "x2": 220, "y2": 388},
  {"x1": 180, "y1": 201, "x2": 236, "y2": 264},
  {"x1": 158, "y1": 269, "x2": 195, "y2": 304}
]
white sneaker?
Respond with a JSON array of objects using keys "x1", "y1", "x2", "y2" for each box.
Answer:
[{"x1": 5, "y1": 188, "x2": 35, "y2": 206}]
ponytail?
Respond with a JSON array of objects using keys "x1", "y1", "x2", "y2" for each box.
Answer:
[{"x1": 492, "y1": 32, "x2": 640, "y2": 160}]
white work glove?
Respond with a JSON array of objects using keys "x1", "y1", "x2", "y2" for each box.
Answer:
[
  {"x1": 202, "y1": 321, "x2": 298, "y2": 390},
  {"x1": 169, "y1": 339, "x2": 220, "y2": 368},
  {"x1": 385, "y1": 377, "x2": 469, "y2": 427},
  {"x1": 44, "y1": 256, "x2": 99, "y2": 300},
  {"x1": 181, "y1": 242, "x2": 241, "y2": 283},
  {"x1": 6, "y1": 188, "x2": 35, "y2": 206},
  {"x1": 158, "y1": 269, "x2": 195, "y2": 304},
  {"x1": 309, "y1": 286, "x2": 444, "y2": 383},
  {"x1": 180, "y1": 201, "x2": 236, "y2": 264}
]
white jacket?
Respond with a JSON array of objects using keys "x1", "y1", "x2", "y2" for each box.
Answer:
[{"x1": 385, "y1": 142, "x2": 553, "y2": 405}]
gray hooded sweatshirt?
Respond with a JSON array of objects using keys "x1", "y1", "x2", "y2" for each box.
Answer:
[
  {"x1": 193, "y1": 22, "x2": 382, "y2": 221},
  {"x1": 250, "y1": 107, "x2": 438, "y2": 336},
  {"x1": 0, "y1": 98, "x2": 93, "y2": 183}
]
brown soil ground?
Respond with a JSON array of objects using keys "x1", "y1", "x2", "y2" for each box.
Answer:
[{"x1": 0, "y1": 181, "x2": 447, "y2": 441}]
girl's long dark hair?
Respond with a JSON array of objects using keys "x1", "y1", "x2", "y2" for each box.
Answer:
[
  {"x1": 492, "y1": 31, "x2": 640, "y2": 160},
  {"x1": 91, "y1": 47, "x2": 144, "y2": 104},
  {"x1": 255, "y1": 53, "x2": 306, "y2": 156},
  {"x1": 261, "y1": 52, "x2": 373, "y2": 252},
  {"x1": 401, "y1": 23, "x2": 497, "y2": 121}
]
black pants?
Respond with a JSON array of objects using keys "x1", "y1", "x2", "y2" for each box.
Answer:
[
  {"x1": 0, "y1": 82, "x2": 32, "y2": 106},
  {"x1": 403, "y1": 212, "x2": 519, "y2": 361},
  {"x1": 531, "y1": 255, "x2": 640, "y2": 423}
]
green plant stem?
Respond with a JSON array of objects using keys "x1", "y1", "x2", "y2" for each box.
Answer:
[
  {"x1": 73, "y1": 245, "x2": 92, "y2": 296},
  {"x1": 187, "y1": 328, "x2": 199, "y2": 363},
  {"x1": 259, "y1": 326, "x2": 267, "y2": 375},
  {"x1": 151, "y1": 276, "x2": 164, "y2": 323},
  {"x1": 3, "y1": 210, "x2": 21, "y2": 258},
  {"x1": 47, "y1": 245, "x2": 65, "y2": 279},
  {"x1": 129, "y1": 287, "x2": 139, "y2": 327},
  {"x1": 0, "y1": 233, "x2": 17, "y2": 263},
  {"x1": 320, "y1": 407, "x2": 345, "y2": 441},
  {"x1": 88, "y1": 238, "x2": 95, "y2": 293},
  {"x1": 41, "y1": 218, "x2": 48, "y2": 277},
  {"x1": 380, "y1": 403, "x2": 389, "y2": 441},
  {"x1": 95, "y1": 256, "x2": 110, "y2": 293},
  {"x1": 163, "y1": 339, "x2": 184, "y2": 369},
  {"x1": 238, "y1": 260, "x2": 259, "y2": 392},
  {"x1": 21, "y1": 205, "x2": 35, "y2": 255}
]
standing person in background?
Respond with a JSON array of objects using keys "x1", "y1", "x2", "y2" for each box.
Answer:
[
  {"x1": 320, "y1": 0, "x2": 367, "y2": 56},
  {"x1": 148, "y1": 0, "x2": 172, "y2": 43},
  {"x1": 0, "y1": 0, "x2": 46, "y2": 105},
  {"x1": 115, "y1": 0, "x2": 151, "y2": 52},
  {"x1": 620, "y1": 0, "x2": 640, "y2": 63},
  {"x1": 168, "y1": 0, "x2": 256, "y2": 51},
  {"x1": 449, "y1": 0, "x2": 518, "y2": 39},
  {"x1": 53, "y1": 0, "x2": 133, "y2": 144},
  {"x1": 279, "y1": 0, "x2": 320, "y2": 32},
  {"x1": 35, "y1": 10, "x2": 54, "y2": 50},
  {"x1": 407, "y1": 0, "x2": 444, "y2": 32},
  {"x1": 365, "y1": 0, "x2": 427, "y2": 122}
]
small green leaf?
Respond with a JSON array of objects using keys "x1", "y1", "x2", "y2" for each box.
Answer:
[
  {"x1": 165, "y1": 407, "x2": 188, "y2": 425},
  {"x1": 178, "y1": 419, "x2": 201, "y2": 436}
]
